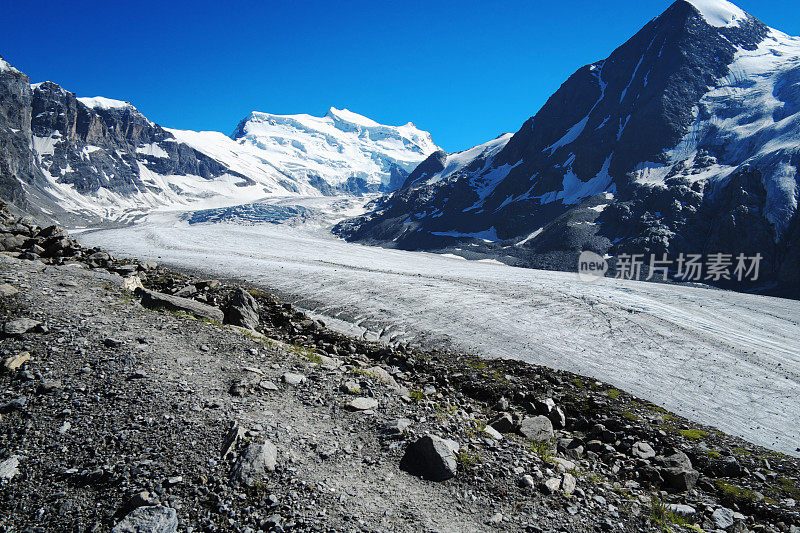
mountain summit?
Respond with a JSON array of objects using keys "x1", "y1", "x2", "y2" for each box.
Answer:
[{"x1": 335, "y1": 0, "x2": 800, "y2": 295}]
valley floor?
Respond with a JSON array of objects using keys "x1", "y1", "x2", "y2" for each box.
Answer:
[{"x1": 78, "y1": 198, "x2": 800, "y2": 457}]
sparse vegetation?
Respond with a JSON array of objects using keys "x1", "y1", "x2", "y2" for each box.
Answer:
[{"x1": 678, "y1": 429, "x2": 708, "y2": 440}]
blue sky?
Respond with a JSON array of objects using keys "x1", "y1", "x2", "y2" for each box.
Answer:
[{"x1": 2, "y1": 1, "x2": 798, "y2": 152}]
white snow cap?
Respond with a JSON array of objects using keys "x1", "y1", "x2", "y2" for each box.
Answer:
[
  {"x1": 77, "y1": 96, "x2": 133, "y2": 111},
  {"x1": 325, "y1": 107, "x2": 380, "y2": 128},
  {"x1": 684, "y1": 0, "x2": 749, "y2": 28},
  {"x1": 0, "y1": 56, "x2": 21, "y2": 74}
]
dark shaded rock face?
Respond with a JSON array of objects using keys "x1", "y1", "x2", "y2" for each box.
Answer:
[
  {"x1": 335, "y1": 0, "x2": 799, "y2": 297},
  {"x1": 28, "y1": 81, "x2": 244, "y2": 199},
  {"x1": 0, "y1": 60, "x2": 44, "y2": 210},
  {"x1": 0, "y1": 61, "x2": 249, "y2": 225}
]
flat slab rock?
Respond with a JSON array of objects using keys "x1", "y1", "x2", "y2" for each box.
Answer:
[
  {"x1": 137, "y1": 288, "x2": 224, "y2": 324},
  {"x1": 347, "y1": 397, "x2": 378, "y2": 411},
  {"x1": 3, "y1": 318, "x2": 42, "y2": 336},
  {"x1": 112, "y1": 505, "x2": 177, "y2": 533}
]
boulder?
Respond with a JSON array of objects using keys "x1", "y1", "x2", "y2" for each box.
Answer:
[
  {"x1": 631, "y1": 441, "x2": 656, "y2": 460},
  {"x1": 112, "y1": 505, "x2": 177, "y2": 533},
  {"x1": 224, "y1": 288, "x2": 260, "y2": 331},
  {"x1": 519, "y1": 416, "x2": 554, "y2": 442},
  {"x1": 137, "y1": 289, "x2": 224, "y2": 323},
  {"x1": 400, "y1": 435, "x2": 459, "y2": 481},
  {"x1": 711, "y1": 507, "x2": 735, "y2": 530},
  {"x1": 3, "y1": 318, "x2": 43, "y2": 336},
  {"x1": 488, "y1": 412, "x2": 515, "y2": 434},
  {"x1": 231, "y1": 441, "x2": 278, "y2": 486},
  {"x1": 661, "y1": 466, "x2": 700, "y2": 492}
]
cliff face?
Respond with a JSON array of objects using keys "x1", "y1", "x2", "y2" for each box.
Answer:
[{"x1": 0, "y1": 58, "x2": 43, "y2": 210}]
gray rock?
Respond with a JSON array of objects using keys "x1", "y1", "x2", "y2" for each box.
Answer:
[
  {"x1": 400, "y1": 435, "x2": 459, "y2": 481},
  {"x1": 542, "y1": 477, "x2": 561, "y2": 494},
  {"x1": 3, "y1": 317, "x2": 42, "y2": 336},
  {"x1": 661, "y1": 466, "x2": 700, "y2": 492},
  {"x1": 488, "y1": 412, "x2": 514, "y2": 433},
  {"x1": 282, "y1": 372, "x2": 305, "y2": 386},
  {"x1": 483, "y1": 425, "x2": 503, "y2": 441},
  {"x1": 231, "y1": 441, "x2": 278, "y2": 486},
  {"x1": 711, "y1": 507, "x2": 735, "y2": 530},
  {"x1": 224, "y1": 288, "x2": 260, "y2": 331},
  {"x1": 519, "y1": 474, "x2": 536, "y2": 488},
  {"x1": 519, "y1": 416, "x2": 554, "y2": 442},
  {"x1": 347, "y1": 397, "x2": 378, "y2": 411},
  {"x1": 0, "y1": 283, "x2": 19, "y2": 297},
  {"x1": 382, "y1": 418, "x2": 412, "y2": 437},
  {"x1": 112, "y1": 505, "x2": 177, "y2": 533},
  {"x1": 667, "y1": 504, "x2": 696, "y2": 516},
  {"x1": 561, "y1": 472, "x2": 576, "y2": 495},
  {"x1": 137, "y1": 288, "x2": 224, "y2": 323},
  {"x1": 0, "y1": 455, "x2": 20, "y2": 481},
  {"x1": 631, "y1": 441, "x2": 656, "y2": 460}
]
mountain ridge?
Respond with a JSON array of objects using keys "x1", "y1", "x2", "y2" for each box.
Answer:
[
  {"x1": 334, "y1": 0, "x2": 800, "y2": 297},
  {"x1": 0, "y1": 59, "x2": 438, "y2": 224}
]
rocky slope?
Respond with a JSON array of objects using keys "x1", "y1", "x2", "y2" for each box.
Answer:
[
  {"x1": 334, "y1": 0, "x2": 800, "y2": 298},
  {"x1": 0, "y1": 58, "x2": 438, "y2": 225},
  {"x1": 1, "y1": 201, "x2": 799, "y2": 532}
]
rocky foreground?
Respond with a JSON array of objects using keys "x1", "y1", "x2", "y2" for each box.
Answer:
[{"x1": 0, "y1": 202, "x2": 798, "y2": 533}]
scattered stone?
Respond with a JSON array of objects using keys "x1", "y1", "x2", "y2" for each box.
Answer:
[
  {"x1": 400, "y1": 435, "x2": 459, "y2": 482},
  {"x1": 0, "y1": 283, "x2": 19, "y2": 297},
  {"x1": 112, "y1": 505, "x2": 177, "y2": 533},
  {"x1": 258, "y1": 380, "x2": 279, "y2": 391},
  {"x1": 3, "y1": 351, "x2": 31, "y2": 371},
  {"x1": 347, "y1": 397, "x2": 378, "y2": 411},
  {"x1": 104, "y1": 337, "x2": 123, "y2": 348},
  {"x1": 488, "y1": 412, "x2": 514, "y2": 434},
  {"x1": 231, "y1": 441, "x2": 278, "y2": 486},
  {"x1": 118, "y1": 491, "x2": 159, "y2": 517},
  {"x1": 668, "y1": 504, "x2": 696, "y2": 516},
  {"x1": 365, "y1": 366, "x2": 400, "y2": 389},
  {"x1": 483, "y1": 425, "x2": 503, "y2": 441},
  {"x1": 519, "y1": 474, "x2": 536, "y2": 488}
]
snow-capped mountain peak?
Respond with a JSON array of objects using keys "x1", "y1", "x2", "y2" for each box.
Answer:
[
  {"x1": 683, "y1": 0, "x2": 750, "y2": 28},
  {"x1": 335, "y1": 0, "x2": 800, "y2": 295},
  {"x1": 228, "y1": 107, "x2": 439, "y2": 191}
]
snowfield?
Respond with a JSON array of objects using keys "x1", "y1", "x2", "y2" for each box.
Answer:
[{"x1": 79, "y1": 198, "x2": 800, "y2": 456}]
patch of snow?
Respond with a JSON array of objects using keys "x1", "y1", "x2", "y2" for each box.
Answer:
[
  {"x1": 77, "y1": 96, "x2": 133, "y2": 111},
  {"x1": 516, "y1": 227, "x2": 543, "y2": 246},
  {"x1": 136, "y1": 143, "x2": 170, "y2": 159},
  {"x1": 430, "y1": 227, "x2": 500, "y2": 242}
]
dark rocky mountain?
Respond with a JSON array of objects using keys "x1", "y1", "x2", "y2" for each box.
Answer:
[{"x1": 335, "y1": 0, "x2": 800, "y2": 297}]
